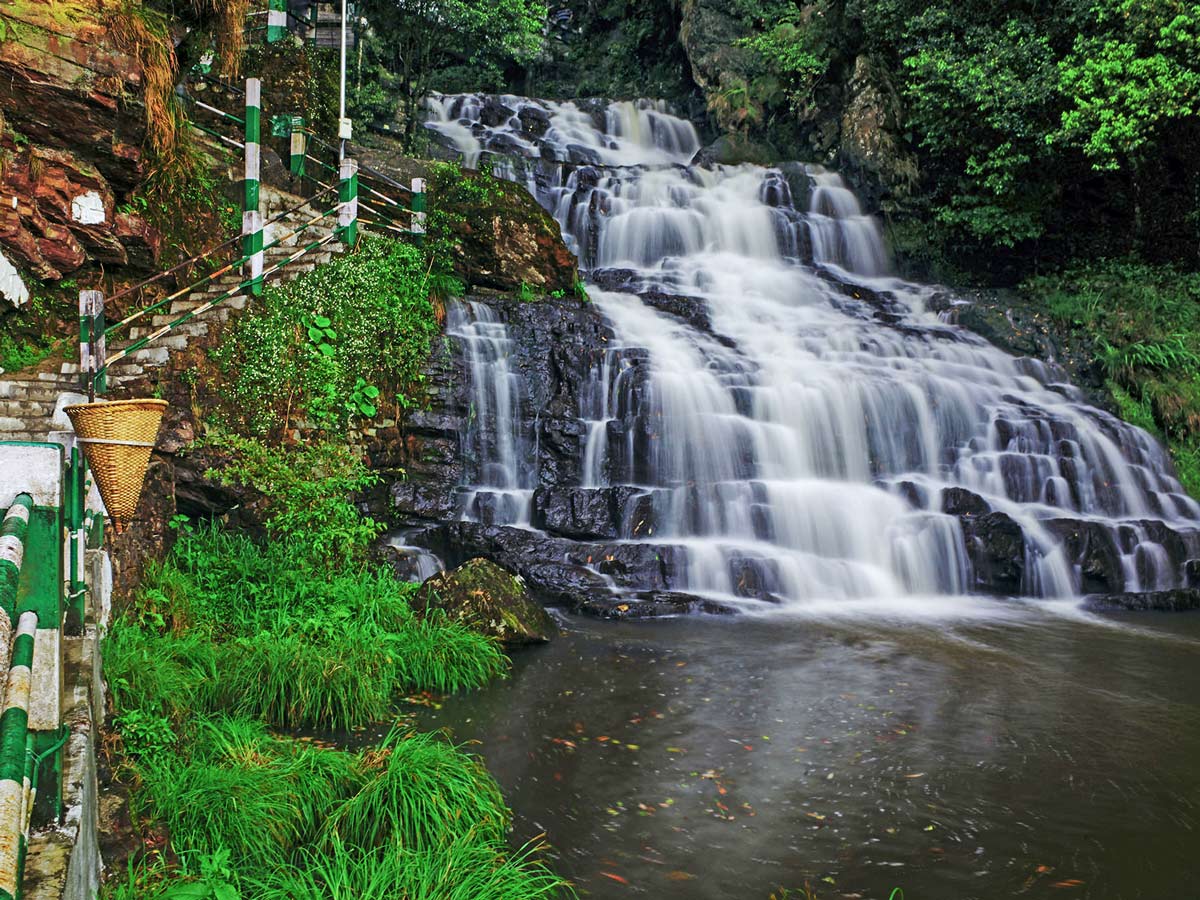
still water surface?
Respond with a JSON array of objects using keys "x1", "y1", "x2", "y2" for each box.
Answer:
[{"x1": 420, "y1": 604, "x2": 1200, "y2": 899}]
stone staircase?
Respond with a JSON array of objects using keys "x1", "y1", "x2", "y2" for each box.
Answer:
[{"x1": 0, "y1": 188, "x2": 343, "y2": 442}]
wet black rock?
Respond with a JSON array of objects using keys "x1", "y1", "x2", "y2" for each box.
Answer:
[
  {"x1": 532, "y1": 486, "x2": 641, "y2": 540},
  {"x1": 517, "y1": 105, "x2": 551, "y2": 139},
  {"x1": 578, "y1": 591, "x2": 738, "y2": 618},
  {"x1": 479, "y1": 97, "x2": 516, "y2": 127},
  {"x1": 1044, "y1": 518, "x2": 1125, "y2": 594},
  {"x1": 941, "y1": 487, "x2": 991, "y2": 518},
  {"x1": 960, "y1": 512, "x2": 1026, "y2": 595},
  {"x1": 1082, "y1": 589, "x2": 1200, "y2": 613}
]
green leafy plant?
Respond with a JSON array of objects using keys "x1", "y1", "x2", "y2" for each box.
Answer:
[
  {"x1": 517, "y1": 282, "x2": 536, "y2": 303},
  {"x1": 347, "y1": 378, "x2": 381, "y2": 418},
  {"x1": 206, "y1": 435, "x2": 382, "y2": 565},
  {"x1": 114, "y1": 709, "x2": 177, "y2": 759},
  {"x1": 303, "y1": 314, "x2": 337, "y2": 358}
]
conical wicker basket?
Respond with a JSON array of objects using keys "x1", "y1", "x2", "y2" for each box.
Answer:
[{"x1": 65, "y1": 399, "x2": 168, "y2": 534}]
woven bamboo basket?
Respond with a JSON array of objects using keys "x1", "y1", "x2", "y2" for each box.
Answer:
[{"x1": 65, "y1": 399, "x2": 168, "y2": 534}]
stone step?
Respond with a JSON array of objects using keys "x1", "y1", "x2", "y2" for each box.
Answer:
[
  {"x1": 0, "y1": 382, "x2": 72, "y2": 402},
  {"x1": 129, "y1": 347, "x2": 171, "y2": 365},
  {"x1": 0, "y1": 397, "x2": 54, "y2": 414},
  {"x1": 130, "y1": 322, "x2": 209, "y2": 340}
]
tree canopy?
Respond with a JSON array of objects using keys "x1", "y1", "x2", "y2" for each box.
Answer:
[{"x1": 356, "y1": 0, "x2": 547, "y2": 142}]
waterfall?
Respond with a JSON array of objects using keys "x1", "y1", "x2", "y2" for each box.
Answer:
[
  {"x1": 426, "y1": 94, "x2": 1200, "y2": 608},
  {"x1": 446, "y1": 301, "x2": 534, "y2": 527}
]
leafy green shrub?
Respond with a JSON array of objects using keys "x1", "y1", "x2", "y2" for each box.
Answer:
[
  {"x1": 113, "y1": 710, "x2": 177, "y2": 759},
  {"x1": 214, "y1": 235, "x2": 437, "y2": 436},
  {"x1": 204, "y1": 436, "x2": 383, "y2": 566}
]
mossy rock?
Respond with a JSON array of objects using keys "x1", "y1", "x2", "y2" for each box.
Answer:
[{"x1": 413, "y1": 558, "x2": 556, "y2": 646}]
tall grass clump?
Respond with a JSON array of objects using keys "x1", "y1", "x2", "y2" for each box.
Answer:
[
  {"x1": 258, "y1": 834, "x2": 572, "y2": 900},
  {"x1": 104, "y1": 624, "x2": 219, "y2": 724},
  {"x1": 391, "y1": 611, "x2": 509, "y2": 694},
  {"x1": 225, "y1": 628, "x2": 397, "y2": 730},
  {"x1": 326, "y1": 729, "x2": 509, "y2": 852},
  {"x1": 131, "y1": 716, "x2": 352, "y2": 871}
]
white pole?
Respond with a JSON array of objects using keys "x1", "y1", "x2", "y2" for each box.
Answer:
[{"x1": 339, "y1": 0, "x2": 348, "y2": 162}]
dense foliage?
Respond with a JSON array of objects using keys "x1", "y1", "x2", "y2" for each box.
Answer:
[
  {"x1": 214, "y1": 235, "x2": 438, "y2": 438},
  {"x1": 530, "y1": 0, "x2": 698, "y2": 104},
  {"x1": 353, "y1": 0, "x2": 548, "y2": 144},
  {"x1": 1025, "y1": 260, "x2": 1200, "y2": 493},
  {"x1": 726, "y1": 0, "x2": 1200, "y2": 273}
]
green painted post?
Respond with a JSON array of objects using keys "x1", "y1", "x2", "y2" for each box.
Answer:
[
  {"x1": 66, "y1": 449, "x2": 86, "y2": 631},
  {"x1": 243, "y1": 77, "x2": 264, "y2": 296},
  {"x1": 339, "y1": 158, "x2": 359, "y2": 246},
  {"x1": 0, "y1": 497, "x2": 32, "y2": 624},
  {"x1": 267, "y1": 0, "x2": 287, "y2": 42},
  {"x1": 411, "y1": 178, "x2": 426, "y2": 246},
  {"x1": 289, "y1": 116, "x2": 307, "y2": 178},
  {"x1": 78, "y1": 291, "x2": 105, "y2": 399},
  {"x1": 0, "y1": 611, "x2": 35, "y2": 900}
]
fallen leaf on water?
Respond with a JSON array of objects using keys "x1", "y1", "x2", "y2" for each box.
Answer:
[
  {"x1": 904, "y1": 772, "x2": 926, "y2": 779},
  {"x1": 1036, "y1": 865, "x2": 1054, "y2": 875},
  {"x1": 806, "y1": 812, "x2": 827, "y2": 821},
  {"x1": 666, "y1": 746, "x2": 686, "y2": 753},
  {"x1": 667, "y1": 871, "x2": 695, "y2": 881},
  {"x1": 923, "y1": 824, "x2": 936, "y2": 831},
  {"x1": 626, "y1": 744, "x2": 640, "y2": 750},
  {"x1": 1051, "y1": 880, "x2": 1085, "y2": 889},
  {"x1": 599, "y1": 872, "x2": 629, "y2": 885}
]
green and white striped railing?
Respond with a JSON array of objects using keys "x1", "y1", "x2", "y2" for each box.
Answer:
[{"x1": 0, "y1": 443, "x2": 81, "y2": 899}]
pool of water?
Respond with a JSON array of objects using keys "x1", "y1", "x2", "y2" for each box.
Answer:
[{"x1": 418, "y1": 601, "x2": 1200, "y2": 899}]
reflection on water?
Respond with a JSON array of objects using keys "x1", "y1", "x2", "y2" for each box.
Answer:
[{"x1": 419, "y1": 608, "x2": 1200, "y2": 899}]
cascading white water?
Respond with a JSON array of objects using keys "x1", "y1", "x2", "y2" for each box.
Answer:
[
  {"x1": 446, "y1": 301, "x2": 534, "y2": 526},
  {"x1": 426, "y1": 94, "x2": 1200, "y2": 607}
]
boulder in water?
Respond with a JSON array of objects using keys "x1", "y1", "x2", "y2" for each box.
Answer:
[{"x1": 413, "y1": 557, "x2": 556, "y2": 645}]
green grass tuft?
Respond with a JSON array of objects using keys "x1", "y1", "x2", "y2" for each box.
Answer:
[
  {"x1": 326, "y1": 729, "x2": 509, "y2": 852},
  {"x1": 256, "y1": 833, "x2": 572, "y2": 900}
]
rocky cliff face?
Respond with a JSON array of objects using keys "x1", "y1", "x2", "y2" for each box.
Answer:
[{"x1": 0, "y1": 0, "x2": 161, "y2": 294}]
